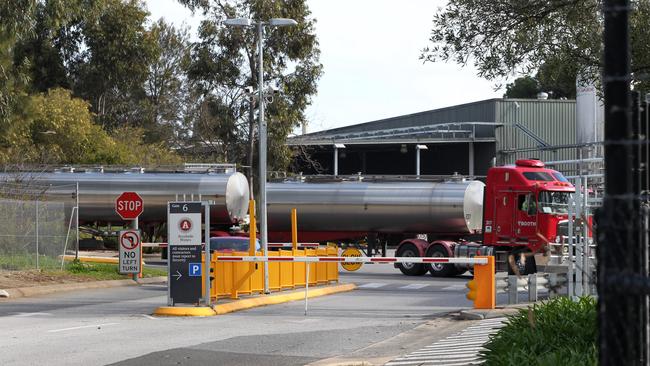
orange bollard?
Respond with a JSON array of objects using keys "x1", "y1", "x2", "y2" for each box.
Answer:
[{"x1": 466, "y1": 256, "x2": 495, "y2": 309}]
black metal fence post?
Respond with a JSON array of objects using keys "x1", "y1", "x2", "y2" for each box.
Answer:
[{"x1": 600, "y1": 0, "x2": 646, "y2": 365}]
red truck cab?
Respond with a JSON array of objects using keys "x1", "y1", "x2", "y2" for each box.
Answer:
[
  {"x1": 395, "y1": 159, "x2": 576, "y2": 277},
  {"x1": 483, "y1": 159, "x2": 575, "y2": 254}
]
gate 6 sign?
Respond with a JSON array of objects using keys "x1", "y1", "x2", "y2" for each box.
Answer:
[
  {"x1": 168, "y1": 202, "x2": 202, "y2": 246},
  {"x1": 118, "y1": 230, "x2": 141, "y2": 274}
]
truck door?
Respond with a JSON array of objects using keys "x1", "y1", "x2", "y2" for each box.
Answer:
[
  {"x1": 515, "y1": 193, "x2": 537, "y2": 241},
  {"x1": 494, "y1": 192, "x2": 515, "y2": 241}
]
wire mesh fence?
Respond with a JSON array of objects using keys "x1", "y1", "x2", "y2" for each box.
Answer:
[{"x1": 0, "y1": 179, "x2": 77, "y2": 271}]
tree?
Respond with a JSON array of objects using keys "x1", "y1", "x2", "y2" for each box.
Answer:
[
  {"x1": 143, "y1": 20, "x2": 192, "y2": 145},
  {"x1": 181, "y1": 0, "x2": 322, "y2": 174},
  {"x1": 6, "y1": 88, "x2": 124, "y2": 164},
  {"x1": 504, "y1": 58, "x2": 578, "y2": 99},
  {"x1": 0, "y1": 0, "x2": 36, "y2": 130},
  {"x1": 504, "y1": 76, "x2": 539, "y2": 99},
  {"x1": 422, "y1": 0, "x2": 650, "y2": 91},
  {"x1": 76, "y1": 0, "x2": 158, "y2": 130}
]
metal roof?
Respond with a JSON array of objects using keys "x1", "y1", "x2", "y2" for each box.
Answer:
[{"x1": 287, "y1": 121, "x2": 500, "y2": 145}]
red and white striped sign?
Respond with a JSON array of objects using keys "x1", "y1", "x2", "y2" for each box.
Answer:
[
  {"x1": 213, "y1": 256, "x2": 488, "y2": 265},
  {"x1": 268, "y1": 243, "x2": 320, "y2": 248}
]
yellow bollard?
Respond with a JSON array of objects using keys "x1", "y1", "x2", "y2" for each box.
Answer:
[
  {"x1": 293, "y1": 249, "x2": 306, "y2": 287},
  {"x1": 466, "y1": 256, "x2": 495, "y2": 309},
  {"x1": 291, "y1": 208, "x2": 298, "y2": 252},
  {"x1": 249, "y1": 200, "x2": 256, "y2": 256},
  {"x1": 326, "y1": 246, "x2": 338, "y2": 283}
]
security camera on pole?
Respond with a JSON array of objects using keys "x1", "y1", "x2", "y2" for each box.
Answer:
[{"x1": 224, "y1": 16, "x2": 297, "y2": 293}]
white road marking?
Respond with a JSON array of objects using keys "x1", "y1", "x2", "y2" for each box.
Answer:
[
  {"x1": 441, "y1": 284, "x2": 467, "y2": 291},
  {"x1": 11, "y1": 312, "x2": 52, "y2": 317},
  {"x1": 385, "y1": 317, "x2": 507, "y2": 366},
  {"x1": 357, "y1": 282, "x2": 387, "y2": 289},
  {"x1": 398, "y1": 284, "x2": 429, "y2": 290},
  {"x1": 48, "y1": 323, "x2": 119, "y2": 333},
  {"x1": 141, "y1": 314, "x2": 158, "y2": 320}
]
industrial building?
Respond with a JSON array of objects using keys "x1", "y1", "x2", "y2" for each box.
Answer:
[{"x1": 288, "y1": 98, "x2": 596, "y2": 178}]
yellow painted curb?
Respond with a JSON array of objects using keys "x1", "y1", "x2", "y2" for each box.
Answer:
[
  {"x1": 62, "y1": 255, "x2": 118, "y2": 264},
  {"x1": 153, "y1": 306, "x2": 217, "y2": 317},
  {"x1": 213, "y1": 283, "x2": 357, "y2": 315}
]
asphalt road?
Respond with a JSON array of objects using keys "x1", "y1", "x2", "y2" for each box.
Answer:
[{"x1": 0, "y1": 264, "x2": 479, "y2": 366}]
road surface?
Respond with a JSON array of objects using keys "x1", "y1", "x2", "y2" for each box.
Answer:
[{"x1": 0, "y1": 264, "x2": 479, "y2": 366}]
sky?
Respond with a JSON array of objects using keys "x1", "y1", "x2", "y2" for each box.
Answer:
[{"x1": 145, "y1": 0, "x2": 504, "y2": 133}]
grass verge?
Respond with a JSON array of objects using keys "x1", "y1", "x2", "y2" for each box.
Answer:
[
  {"x1": 66, "y1": 259, "x2": 166, "y2": 280},
  {"x1": 480, "y1": 296, "x2": 597, "y2": 366}
]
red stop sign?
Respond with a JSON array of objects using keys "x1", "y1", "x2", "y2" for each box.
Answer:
[{"x1": 115, "y1": 192, "x2": 144, "y2": 220}]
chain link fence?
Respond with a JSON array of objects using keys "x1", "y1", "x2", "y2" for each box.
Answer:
[{"x1": 0, "y1": 179, "x2": 77, "y2": 271}]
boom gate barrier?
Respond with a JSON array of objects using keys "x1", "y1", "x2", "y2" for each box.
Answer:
[
  {"x1": 202, "y1": 246, "x2": 341, "y2": 300},
  {"x1": 203, "y1": 254, "x2": 495, "y2": 310}
]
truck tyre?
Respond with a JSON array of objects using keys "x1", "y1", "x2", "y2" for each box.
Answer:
[
  {"x1": 396, "y1": 245, "x2": 427, "y2": 276},
  {"x1": 507, "y1": 250, "x2": 537, "y2": 275},
  {"x1": 426, "y1": 245, "x2": 456, "y2": 277}
]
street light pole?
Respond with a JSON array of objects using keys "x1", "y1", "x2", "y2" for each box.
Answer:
[
  {"x1": 224, "y1": 17, "x2": 297, "y2": 294},
  {"x1": 256, "y1": 21, "x2": 271, "y2": 293}
]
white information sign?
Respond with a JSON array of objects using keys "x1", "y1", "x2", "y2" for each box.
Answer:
[
  {"x1": 168, "y1": 202, "x2": 202, "y2": 246},
  {"x1": 118, "y1": 230, "x2": 141, "y2": 274}
]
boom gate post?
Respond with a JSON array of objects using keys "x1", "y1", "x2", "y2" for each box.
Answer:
[{"x1": 466, "y1": 256, "x2": 495, "y2": 309}]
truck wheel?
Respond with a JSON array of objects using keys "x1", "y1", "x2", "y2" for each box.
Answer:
[
  {"x1": 507, "y1": 250, "x2": 537, "y2": 275},
  {"x1": 427, "y1": 246, "x2": 456, "y2": 277},
  {"x1": 396, "y1": 245, "x2": 427, "y2": 276}
]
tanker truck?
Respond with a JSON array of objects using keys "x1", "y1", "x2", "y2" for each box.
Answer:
[
  {"x1": 2, "y1": 159, "x2": 573, "y2": 276},
  {"x1": 266, "y1": 159, "x2": 575, "y2": 276}
]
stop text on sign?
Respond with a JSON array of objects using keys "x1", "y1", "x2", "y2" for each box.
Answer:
[{"x1": 115, "y1": 191, "x2": 144, "y2": 220}]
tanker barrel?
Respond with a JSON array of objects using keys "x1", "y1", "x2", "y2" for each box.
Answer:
[
  {"x1": 0, "y1": 172, "x2": 250, "y2": 225},
  {"x1": 266, "y1": 180, "x2": 485, "y2": 235}
]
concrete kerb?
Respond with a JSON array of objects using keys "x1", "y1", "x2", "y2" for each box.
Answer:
[
  {"x1": 153, "y1": 283, "x2": 357, "y2": 317},
  {"x1": 458, "y1": 303, "x2": 531, "y2": 320},
  {"x1": 0, "y1": 276, "x2": 167, "y2": 300}
]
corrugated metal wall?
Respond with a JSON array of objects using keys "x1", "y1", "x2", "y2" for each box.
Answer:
[{"x1": 494, "y1": 99, "x2": 577, "y2": 165}]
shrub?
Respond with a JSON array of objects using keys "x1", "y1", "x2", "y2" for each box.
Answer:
[{"x1": 480, "y1": 296, "x2": 597, "y2": 366}]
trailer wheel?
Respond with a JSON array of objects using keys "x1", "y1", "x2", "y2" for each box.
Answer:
[
  {"x1": 427, "y1": 246, "x2": 456, "y2": 277},
  {"x1": 507, "y1": 249, "x2": 537, "y2": 275},
  {"x1": 396, "y1": 245, "x2": 427, "y2": 276}
]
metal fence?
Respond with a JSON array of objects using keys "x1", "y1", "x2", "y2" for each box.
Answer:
[{"x1": 0, "y1": 180, "x2": 78, "y2": 271}]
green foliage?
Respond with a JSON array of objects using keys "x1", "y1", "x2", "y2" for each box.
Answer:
[
  {"x1": 423, "y1": 0, "x2": 650, "y2": 91},
  {"x1": 111, "y1": 126, "x2": 183, "y2": 165},
  {"x1": 185, "y1": 0, "x2": 322, "y2": 172},
  {"x1": 25, "y1": 88, "x2": 124, "y2": 164},
  {"x1": 480, "y1": 296, "x2": 597, "y2": 366},
  {"x1": 504, "y1": 76, "x2": 539, "y2": 99},
  {"x1": 77, "y1": 0, "x2": 158, "y2": 129}
]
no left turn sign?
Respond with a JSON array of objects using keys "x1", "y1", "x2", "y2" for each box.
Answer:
[
  {"x1": 119, "y1": 230, "x2": 141, "y2": 274},
  {"x1": 120, "y1": 231, "x2": 140, "y2": 250}
]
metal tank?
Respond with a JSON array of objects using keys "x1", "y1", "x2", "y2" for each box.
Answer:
[
  {"x1": 0, "y1": 172, "x2": 250, "y2": 225},
  {"x1": 267, "y1": 180, "x2": 485, "y2": 234}
]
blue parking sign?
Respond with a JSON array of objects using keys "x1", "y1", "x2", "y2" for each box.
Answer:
[{"x1": 189, "y1": 263, "x2": 202, "y2": 277}]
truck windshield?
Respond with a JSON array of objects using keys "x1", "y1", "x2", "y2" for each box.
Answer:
[{"x1": 538, "y1": 191, "x2": 571, "y2": 214}]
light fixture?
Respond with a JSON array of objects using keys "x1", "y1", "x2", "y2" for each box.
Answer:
[
  {"x1": 269, "y1": 18, "x2": 298, "y2": 27},
  {"x1": 223, "y1": 18, "x2": 252, "y2": 27},
  {"x1": 400, "y1": 144, "x2": 407, "y2": 154},
  {"x1": 416, "y1": 144, "x2": 428, "y2": 150},
  {"x1": 334, "y1": 143, "x2": 346, "y2": 149}
]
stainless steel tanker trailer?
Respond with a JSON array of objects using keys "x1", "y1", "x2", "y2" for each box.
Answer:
[
  {"x1": 0, "y1": 171, "x2": 250, "y2": 234},
  {"x1": 266, "y1": 179, "x2": 485, "y2": 246}
]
